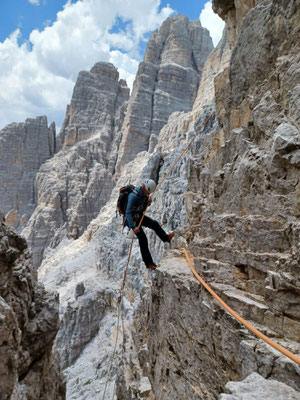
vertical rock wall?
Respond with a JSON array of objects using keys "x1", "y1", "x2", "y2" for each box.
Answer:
[
  {"x1": 58, "y1": 62, "x2": 129, "y2": 150},
  {"x1": 114, "y1": 1, "x2": 300, "y2": 398},
  {"x1": 0, "y1": 116, "x2": 55, "y2": 230},
  {"x1": 0, "y1": 213, "x2": 65, "y2": 399},
  {"x1": 23, "y1": 63, "x2": 129, "y2": 268},
  {"x1": 115, "y1": 15, "x2": 213, "y2": 173},
  {"x1": 1, "y1": 3, "x2": 299, "y2": 399}
]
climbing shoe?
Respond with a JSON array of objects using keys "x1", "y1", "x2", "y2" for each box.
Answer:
[
  {"x1": 167, "y1": 232, "x2": 175, "y2": 243},
  {"x1": 147, "y1": 264, "x2": 157, "y2": 270}
]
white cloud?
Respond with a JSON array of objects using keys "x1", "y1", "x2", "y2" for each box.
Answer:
[
  {"x1": 0, "y1": 0, "x2": 173, "y2": 130},
  {"x1": 200, "y1": 1, "x2": 225, "y2": 47},
  {"x1": 28, "y1": 0, "x2": 40, "y2": 5},
  {"x1": 109, "y1": 50, "x2": 139, "y2": 89}
]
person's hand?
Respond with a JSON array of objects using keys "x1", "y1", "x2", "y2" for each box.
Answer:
[
  {"x1": 133, "y1": 227, "x2": 140, "y2": 234},
  {"x1": 147, "y1": 197, "x2": 152, "y2": 206}
]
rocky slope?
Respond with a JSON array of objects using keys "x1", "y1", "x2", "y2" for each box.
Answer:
[
  {"x1": 23, "y1": 63, "x2": 129, "y2": 268},
  {"x1": 118, "y1": 0, "x2": 300, "y2": 397},
  {"x1": 116, "y1": 0, "x2": 300, "y2": 397},
  {"x1": 0, "y1": 212, "x2": 65, "y2": 399},
  {"x1": 1, "y1": 2, "x2": 300, "y2": 400},
  {"x1": 22, "y1": 16, "x2": 213, "y2": 270},
  {"x1": 0, "y1": 116, "x2": 55, "y2": 230}
]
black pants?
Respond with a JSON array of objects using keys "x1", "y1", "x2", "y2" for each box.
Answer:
[{"x1": 135, "y1": 215, "x2": 169, "y2": 267}]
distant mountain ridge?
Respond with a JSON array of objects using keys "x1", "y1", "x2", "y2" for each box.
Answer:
[
  {"x1": 0, "y1": 15, "x2": 213, "y2": 268},
  {"x1": 0, "y1": 3, "x2": 299, "y2": 399}
]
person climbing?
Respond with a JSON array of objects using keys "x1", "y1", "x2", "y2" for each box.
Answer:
[{"x1": 125, "y1": 179, "x2": 174, "y2": 270}]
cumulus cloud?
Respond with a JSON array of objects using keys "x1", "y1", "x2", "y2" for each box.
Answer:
[
  {"x1": 0, "y1": 0, "x2": 173, "y2": 130},
  {"x1": 109, "y1": 51, "x2": 139, "y2": 90},
  {"x1": 200, "y1": 1, "x2": 225, "y2": 47},
  {"x1": 28, "y1": 0, "x2": 40, "y2": 5}
]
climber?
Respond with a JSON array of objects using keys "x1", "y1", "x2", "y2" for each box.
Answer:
[{"x1": 125, "y1": 179, "x2": 174, "y2": 270}]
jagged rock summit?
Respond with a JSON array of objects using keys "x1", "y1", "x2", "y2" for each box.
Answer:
[
  {"x1": 0, "y1": 2, "x2": 300, "y2": 400},
  {"x1": 115, "y1": 15, "x2": 213, "y2": 172},
  {"x1": 22, "y1": 16, "x2": 213, "y2": 269},
  {"x1": 0, "y1": 116, "x2": 56, "y2": 230},
  {"x1": 23, "y1": 62, "x2": 129, "y2": 268},
  {"x1": 58, "y1": 62, "x2": 129, "y2": 150}
]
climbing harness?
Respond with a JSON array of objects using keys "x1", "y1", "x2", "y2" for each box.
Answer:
[
  {"x1": 182, "y1": 248, "x2": 300, "y2": 366},
  {"x1": 101, "y1": 113, "x2": 214, "y2": 399}
]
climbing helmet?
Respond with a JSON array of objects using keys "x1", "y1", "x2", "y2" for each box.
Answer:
[{"x1": 144, "y1": 179, "x2": 156, "y2": 194}]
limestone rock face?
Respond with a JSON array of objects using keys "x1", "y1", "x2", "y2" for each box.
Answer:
[
  {"x1": 58, "y1": 62, "x2": 129, "y2": 150},
  {"x1": 0, "y1": 116, "x2": 55, "y2": 230},
  {"x1": 192, "y1": 27, "x2": 231, "y2": 114},
  {"x1": 115, "y1": 1, "x2": 300, "y2": 397},
  {"x1": 23, "y1": 63, "x2": 129, "y2": 268},
  {"x1": 115, "y1": 15, "x2": 213, "y2": 173},
  {"x1": 219, "y1": 372, "x2": 300, "y2": 400},
  {"x1": 0, "y1": 217, "x2": 65, "y2": 399},
  {"x1": 21, "y1": 2, "x2": 300, "y2": 399},
  {"x1": 214, "y1": 0, "x2": 300, "y2": 134},
  {"x1": 118, "y1": 256, "x2": 299, "y2": 399},
  {"x1": 212, "y1": 0, "x2": 255, "y2": 49}
]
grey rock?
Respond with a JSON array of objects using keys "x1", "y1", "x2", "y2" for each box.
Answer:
[
  {"x1": 253, "y1": 91, "x2": 283, "y2": 137},
  {"x1": 58, "y1": 62, "x2": 129, "y2": 150},
  {"x1": 272, "y1": 122, "x2": 300, "y2": 154},
  {"x1": 115, "y1": 15, "x2": 213, "y2": 173},
  {"x1": 56, "y1": 288, "x2": 108, "y2": 368},
  {"x1": 193, "y1": 27, "x2": 231, "y2": 113},
  {"x1": 219, "y1": 372, "x2": 299, "y2": 399},
  {"x1": 0, "y1": 220, "x2": 65, "y2": 399},
  {"x1": 23, "y1": 62, "x2": 129, "y2": 268},
  {"x1": 212, "y1": 0, "x2": 254, "y2": 49},
  {"x1": 214, "y1": 0, "x2": 300, "y2": 132},
  {"x1": 114, "y1": 1, "x2": 300, "y2": 396},
  {"x1": 0, "y1": 116, "x2": 56, "y2": 230}
]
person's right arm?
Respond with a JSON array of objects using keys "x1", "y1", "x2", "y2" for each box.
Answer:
[{"x1": 125, "y1": 192, "x2": 138, "y2": 231}]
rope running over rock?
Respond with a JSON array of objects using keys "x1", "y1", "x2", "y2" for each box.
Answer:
[
  {"x1": 100, "y1": 113, "x2": 214, "y2": 399},
  {"x1": 182, "y1": 247, "x2": 300, "y2": 366}
]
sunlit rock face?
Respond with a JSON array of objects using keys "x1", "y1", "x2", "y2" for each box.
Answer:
[
  {"x1": 23, "y1": 63, "x2": 129, "y2": 268},
  {"x1": 5, "y1": 1, "x2": 300, "y2": 399},
  {"x1": 0, "y1": 213, "x2": 65, "y2": 399},
  {"x1": 115, "y1": 15, "x2": 214, "y2": 174},
  {"x1": 0, "y1": 116, "x2": 55, "y2": 230},
  {"x1": 115, "y1": 0, "x2": 300, "y2": 398},
  {"x1": 219, "y1": 372, "x2": 300, "y2": 400},
  {"x1": 58, "y1": 62, "x2": 129, "y2": 150}
]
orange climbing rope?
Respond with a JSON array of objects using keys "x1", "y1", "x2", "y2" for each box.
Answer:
[
  {"x1": 101, "y1": 110, "x2": 300, "y2": 399},
  {"x1": 101, "y1": 113, "x2": 214, "y2": 399},
  {"x1": 182, "y1": 247, "x2": 300, "y2": 366}
]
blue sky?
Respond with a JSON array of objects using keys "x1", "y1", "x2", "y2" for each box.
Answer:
[
  {"x1": 1, "y1": 1, "x2": 208, "y2": 42},
  {"x1": 1, "y1": 0, "x2": 66, "y2": 42},
  {"x1": 0, "y1": 0, "x2": 224, "y2": 130}
]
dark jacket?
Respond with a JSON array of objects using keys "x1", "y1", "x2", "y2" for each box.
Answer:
[{"x1": 125, "y1": 187, "x2": 148, "y2": 229}]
